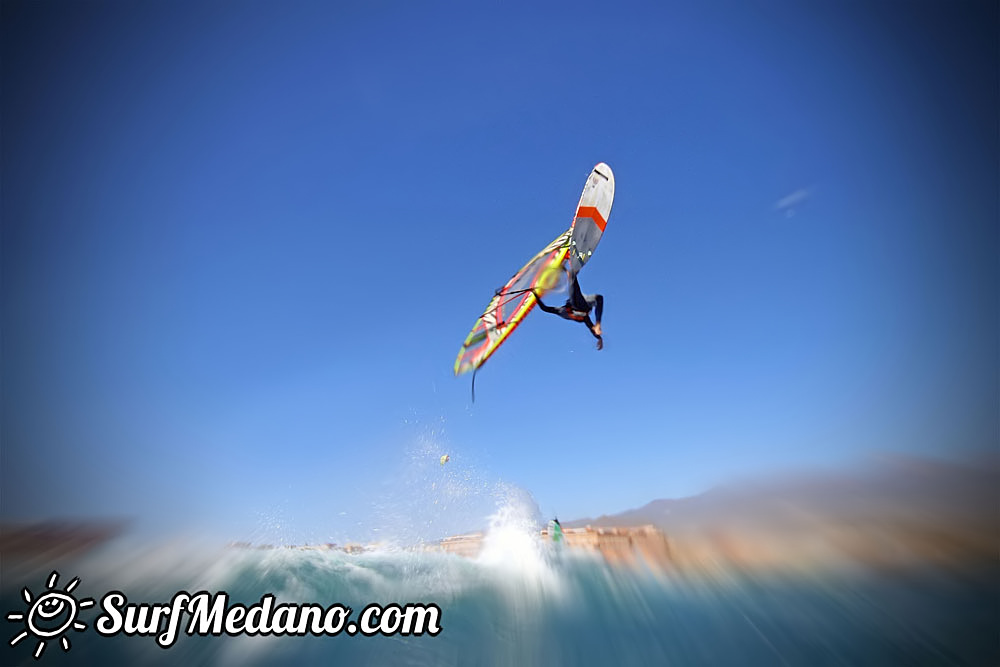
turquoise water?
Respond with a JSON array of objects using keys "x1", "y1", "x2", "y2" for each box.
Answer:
[{"x1": 4, "y1": 532, "x2": 995, "y2": 666}]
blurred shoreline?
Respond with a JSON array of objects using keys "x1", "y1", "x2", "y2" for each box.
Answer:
[{"x1": 3, "y1": 454, "x2": 996, "y2": 580}]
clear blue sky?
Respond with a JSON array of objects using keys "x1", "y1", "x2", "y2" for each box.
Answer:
[{"x1": 3, "y1": 1, "x2": 995, "y2": 544}]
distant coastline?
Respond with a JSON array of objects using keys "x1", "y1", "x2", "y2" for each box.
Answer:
[
  {"x1": 4, "y1": 454, "x2": 995, "y2": 578},
  {"x1": 441, "y1": 453, "x2": 999, "y2": 575}
]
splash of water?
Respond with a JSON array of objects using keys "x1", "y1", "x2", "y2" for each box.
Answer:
[{"x1": 475, "y1": 485, "x2": 567, "y2": 606}]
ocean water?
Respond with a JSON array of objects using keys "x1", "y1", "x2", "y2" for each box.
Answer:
[{"x1": 4, "y1": 500, "x2": 995, "y2": 667}]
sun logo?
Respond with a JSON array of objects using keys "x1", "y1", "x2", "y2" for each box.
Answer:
[{"x1": 7, "y1": 570, "x2": 95, "y2": 660}]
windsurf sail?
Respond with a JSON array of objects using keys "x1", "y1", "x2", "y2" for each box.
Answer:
[{"x1": 453, "y1": 228, "x2": 572, "y2": 376}]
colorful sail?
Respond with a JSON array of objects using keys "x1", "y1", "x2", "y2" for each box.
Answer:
[{"x1": 453, "y1": 228, "x2": 572, "y2": 376}]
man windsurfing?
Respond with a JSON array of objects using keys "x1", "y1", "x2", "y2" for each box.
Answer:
[{"x1": 531, "y1": 277, "x2": 604, "y2": 350}]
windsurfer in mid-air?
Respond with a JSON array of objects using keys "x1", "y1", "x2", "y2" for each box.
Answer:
[{"x1": 531, "y1": 278, "x2": 603, "y2": 350}]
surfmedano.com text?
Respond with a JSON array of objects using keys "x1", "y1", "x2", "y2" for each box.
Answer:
[{"x1": 95, "y1": 591, "x2": 442, "y2": 648}]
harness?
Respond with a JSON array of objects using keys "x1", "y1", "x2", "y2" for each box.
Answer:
[{"x1": 560, "y1": 307, "x2": 589, "y2": 322}]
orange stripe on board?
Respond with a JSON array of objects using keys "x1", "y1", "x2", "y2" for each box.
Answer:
[{"x1": 576, "y1": 205, "x2": 607, "y2": 232}]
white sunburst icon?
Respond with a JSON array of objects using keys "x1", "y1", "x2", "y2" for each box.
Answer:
[{"x1": 7, "y1": 570, "x2": 95, "y2": 660}]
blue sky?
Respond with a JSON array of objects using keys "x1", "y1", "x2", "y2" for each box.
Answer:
[{"x1": 3, "y1": 1, "x2": 995, "y2": 544}]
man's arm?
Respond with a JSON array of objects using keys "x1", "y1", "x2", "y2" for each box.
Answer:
[{"x1": 530, "y1": 290, "x2": 560, "y2": 315}]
